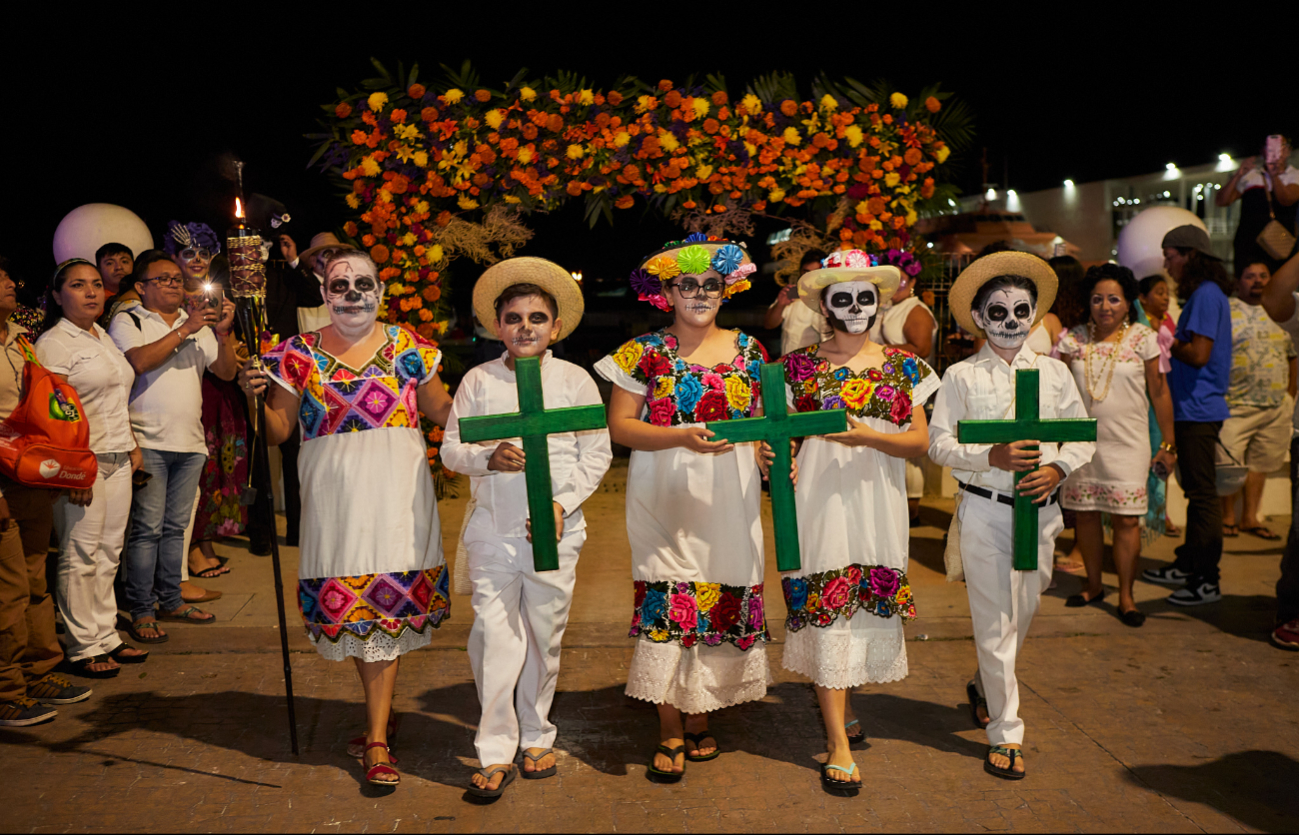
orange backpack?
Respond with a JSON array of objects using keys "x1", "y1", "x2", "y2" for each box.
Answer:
[{"x1": 0, "y1": 335, "x2": 98, "y2": 489}]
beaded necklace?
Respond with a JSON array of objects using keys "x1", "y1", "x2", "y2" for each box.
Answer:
[{"x1": 1083, "y1": 321, "x2": 1130, "y2": 403}]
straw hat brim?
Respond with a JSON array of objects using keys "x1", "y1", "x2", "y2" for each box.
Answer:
[
  {"x1": 798, "y1": 265, "x2": 902, "y2": 312},
  {"x1": 300, "y1": 240, "x2": 356, "y2": 263},
  {"x1": 949, "y1": 251, "x2": 1058, "y2": 339},
  {"x1": 473, "y1": 257, "x2": 584, "y2": 341},
  {"x1": 639, "y1": 241, "x2": 752, "y2": 274}
]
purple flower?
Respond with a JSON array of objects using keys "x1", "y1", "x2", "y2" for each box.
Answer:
[
  {"x1": 784, "y1": 351, "x2": 818, "y2": 383},
  {"x1": 868, "y1": 568, "x2": 900, "y2": 599},
  {"x1": 629, "y1": 269, "x2": 662, "y2": 298}
]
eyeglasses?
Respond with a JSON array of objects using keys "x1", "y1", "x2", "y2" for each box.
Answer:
[
  {"x1": 669, "y1": 279, "x2": 725, "y2": 299},
  {"x1": 145, "y1": 275, "x2": 184, "y2": 287},
  {"x1": 179, "y1": 248, "x2": 213, "y2": 262}
]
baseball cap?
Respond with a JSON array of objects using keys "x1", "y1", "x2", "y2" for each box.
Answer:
[{"x1": 1161, "y1": 225, "x2": 1218, "y2": 259}]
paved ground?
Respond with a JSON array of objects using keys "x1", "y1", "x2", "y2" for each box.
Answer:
[{"x1": 6, "y1": 459, "x2": 1299, "y2": 833}]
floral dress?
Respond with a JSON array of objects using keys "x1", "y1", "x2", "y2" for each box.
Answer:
[
  {"x1": 262, "y1": 324, "x2": 450, "y2": 662},
  {"x1": 780, "y1": 345, "x2": 938, "y2": 688},
  {"x1": 594, "y1": 329, "x2": 771, "y2": 714},
  {"x1": 192, "y1": 372, "x2": 248, "y2": 539}
]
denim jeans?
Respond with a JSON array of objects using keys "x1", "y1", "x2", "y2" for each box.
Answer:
[{"x1": 123, "y1": 449, "x2": 207, "y2": 620}]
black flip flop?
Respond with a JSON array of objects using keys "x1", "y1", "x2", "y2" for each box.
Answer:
[
  {"x1": 821, "y1": 762, "x2": 860, "y2": 795},
  {"x1": 683, "y1": 731, "x2": 720, "y2": 762},
  {"x1": 984, "y1": 745, "x2": 1025, "y2": 780},
  {"x1": 109, "y1": 644, "x2": 149, "y2": 663},
  {"x1": 127, "y1": 620, "x2": 170, "y2": 644},
  {"x1": 1065, "y1": 589, "x2": 1106, "y2": 608},
  {"x1": 845, "y1": 719, "x2": 865, "y2": 744},
  {"x1": 1242, "y1": 525, "x2": 1281, "y2": 541},
  {"x1": 518, "y1": 747, "x2": 557, "y2": 780},
  {"x1": 466, "y1": 764, "x2": 516, "y2": 798},
  {"x1": 647, "y1": 744, "x2": 686, "y2": 782},
  {"x1": 64, "y1": 655, "x2": 120, "y2": 679},
  {"x1": 966, "y1": 682, "x2": 989, "y2": 730},
  {"x1": 191, "y1": 566, "x2": 228, "y2": 579}
]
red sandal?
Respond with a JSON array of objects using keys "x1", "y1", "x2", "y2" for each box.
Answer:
[
  {"x1": 363, "y1": 741, "x2": 399, "y2": 786},
  {"x1": 346, "y1": 712, "x2": 399, "y2": 758}
]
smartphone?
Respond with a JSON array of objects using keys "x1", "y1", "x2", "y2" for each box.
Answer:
[
  {"x1": 132, "y1": 470, "x2": 153, "y2": 491},
  {"x1": 206, "y1": 285, "x2": 224, "y2": 310},
  {"x1": 1266, "y1": 135, "x2": 1284, "y2": 165},
  {"x1": 1152, "y1": 460, "x2": 1170, "y2": 480}
]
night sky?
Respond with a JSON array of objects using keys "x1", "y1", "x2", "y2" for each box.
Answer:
[{"x1": 11, "y1": 13, "x2": 1290, "y2": 306}]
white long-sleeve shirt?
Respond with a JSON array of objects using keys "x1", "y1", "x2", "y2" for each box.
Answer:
[
  {"x1": 928, "y1": 343, "x2": 1094, "y2": 494},
  {"x1": 441, "y1": 351, "x2": 612, "y2": 538}
]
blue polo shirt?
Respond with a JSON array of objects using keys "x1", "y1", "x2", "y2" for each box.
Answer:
[{"x1": 1169, "y1": 281, "x2": 1231, "y2": 422}]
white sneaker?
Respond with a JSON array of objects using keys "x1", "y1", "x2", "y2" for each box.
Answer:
[
  {"x1": 1141, "y1": 565, "x2": 1191, "y2": 586},
  {"x1": 1166, "y1": 582, "x2": 1222, "y2": 606}
]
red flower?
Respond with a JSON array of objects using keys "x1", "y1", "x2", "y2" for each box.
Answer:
[
  {"x1": 889, "y1": 391, "x2": 912, "y2": 424},
  {"x1": 633, "y1": 582, "x2": 647, "y2": 607},
  {"x1": 648, "y1": 397, "x2": 677, "y2": 426},
  {"x1": 638, "y1": 351, "x2": 672, "y2": 378},
  {"x1": 695, "y1": 390, "x2": 728, "y2": 421},
  {"x1": 795, "y1": 394, "x2": 817, "y2": 413},
  {"x1": 712, "y1": 593, "x2": 742, "y2": 630}
]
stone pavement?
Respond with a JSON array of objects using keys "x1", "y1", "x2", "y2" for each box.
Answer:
[{"x1": 6, "y1": 459, "x2": 1299, "y2": 833}]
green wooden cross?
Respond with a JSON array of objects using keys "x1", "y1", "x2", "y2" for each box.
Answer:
[
  {"x1": 956, "y1": 368, "x2": 1097, "y2": 570},
  {"x1": 706, "y1": 362, "x2": 847, "y2": 572},
  {"x1": 457, "y1": 355, "x2": 607, "y2": 571}
]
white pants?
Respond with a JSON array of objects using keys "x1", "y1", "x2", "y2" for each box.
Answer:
[
  {"x1": 958, "y1": 493, "x2": 1060, "y2": 746},
  {"x1": 53, "y1": 452, "x2": 133, "y2": 662},
  {"x1": 905, "y1": 457, "x2": 925, "y2": 500},
  {"x1": 466, "y1": 525, "x2": 584, "y2": 767}
]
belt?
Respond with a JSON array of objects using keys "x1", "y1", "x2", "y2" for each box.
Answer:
[{"x1": 957, "y1": 480, "x2": 1058, "y2": 507}]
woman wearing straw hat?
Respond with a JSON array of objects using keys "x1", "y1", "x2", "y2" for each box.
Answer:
[
  {"x1": 780, "y1": 249, "x2": 939, "y2": 793},
  {"x1": 241, "y1": 249, "x2": 454, "y2": 788},
  {"x1": 595, "y1": 233, "x2": 773, "y2": 782},
  {"x1": 441, "y1": 257, "x2": 611, "y2": 797},
  {"x1": 928, "y1": 252, "x2": 1095, "y2": 780}
]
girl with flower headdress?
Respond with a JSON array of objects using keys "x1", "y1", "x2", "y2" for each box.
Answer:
[
  {"x1": 780, "y1": 250, "x2": 938, "y2": 791},
  {"x1": 595, "y1": 234, "x2": 772, "y2": 782}
]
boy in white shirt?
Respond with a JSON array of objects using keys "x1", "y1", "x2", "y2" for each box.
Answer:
[{"x1": 441, "y1": 257, "x2": 611, "y2": 797}]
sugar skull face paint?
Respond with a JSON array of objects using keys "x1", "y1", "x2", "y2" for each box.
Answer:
[
  {"x1": 822, "y1": 281, "x2": 878, "y2": 334},
  {"x1": 972, "y1": 286, "x2": 1036, "y2": 349},
  {"x1": 323, "y1": 256, "x2": 382, "y2": 338}
]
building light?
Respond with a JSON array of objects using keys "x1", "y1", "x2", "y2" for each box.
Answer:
[
  {"x1": 986, "y1": 188, "x2": 996, "y2": 200},
  {"x1": 1063, "y1": 179, "x2": 1075, "y2": 188},
  {"x1": 948, "y1": 199, "x2": 957, "y2": 207},
  {"x1": 926, "y1": 242, "x2": 934, "y2": 248},
  {"x1": 1219, "y1": 153, "x2": 1232, "y2": 163},
  {"x1": 1166, "y1": 162, "x2": 1177, "y2": 171}
]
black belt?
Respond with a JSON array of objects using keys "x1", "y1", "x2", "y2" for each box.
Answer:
[{"x1": 957, "y1": 480, "x2": 1058, "y2": 507}]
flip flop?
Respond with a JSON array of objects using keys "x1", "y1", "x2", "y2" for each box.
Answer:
[
  {"x1": 108, "y1": 644, "x2": 149, "y2": 664},
  {"x1": 1065, "y1": 589, "x2": 1106, "y2": 608},
  {"x1": 191, "y1": 565, "x2": 229, "y2": 579},
  {"x1": 1242, "y1": 525, "x2": 1281, "y2": 541},
  {"x1": 984, "y1": 745, "x2": 1025, "y2": 780},
  {"x1": 845, "y1": 718, "x2": 865, "y2": 744},
  {"x1": 1223, "y1": 525, "x2": 1240, "y2": 538},
  {"x1": 647, "y1": 744, "x2": 686, "y2": 783},
  {"x1": 821, "y1": 762, "x2": 860, "y2": 794},
  {"x1": 683, "y1": 731, "x2": 720, "y2": 762},
  {"x1": 518, "y1": 747, "x2": 557, "y2": 780},
  {"x1": 157, "y1": 606, "x2": 216, "y2": 624},
  {"x1": 966, "y1": 682, "x2": 989, "y2": 729},
  {"x1": 63, "y1": 655, "x2": 120, "y2": 679},
  {"x1": 467, "y1": 764, "x2": 516, "y2": 797},
  {"x1": 127, "y1": 620, "x2": 170, "y2": 644}
]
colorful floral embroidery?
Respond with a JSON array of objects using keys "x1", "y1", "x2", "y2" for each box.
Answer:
[
  {"x1": 1062, "y1": 481, "x2": 1147, "y2": 510},
  {"x1": 783, "y1": 564, "x2": 916, "y2": 631},
  {"x1": 262, "y1": 325, "x2": 439, "y2": 441},
  {"x1": 608, "y1": 329, "x2": 767, "y2": 427},
  {"x1": 630, "y1": 579, "x2": 770, "y2": 649},
  {"x1": 782, "y1": 345, "x2": 932, "y2": 426},
  {"x1": 299, "y1": 564, "x2": 450, "y2": 645}
]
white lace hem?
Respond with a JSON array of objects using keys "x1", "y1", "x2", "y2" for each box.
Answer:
[
  {"x1": 780, "y1": 612, "x2": 907, "y2": 689},
  {"x1": 625, "y1": 638, "x2": 772, "y2": 713},
  {"x1": 308, "y1": 625, "x2": 432, "y2": 662}
]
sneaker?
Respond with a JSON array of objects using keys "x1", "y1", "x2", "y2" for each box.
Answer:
[
  {"x1": 1141, "y1": 565, "x2": 1191, "y2": 586},
  {"x1": 27, "y1": 673, "x2": 92, "y2": 705},
  {"x1": 0, "y1": 697, "x2": 57, "y2": 726},
  {"x1": 1270, "y1": 619, "x2": 1299, "y2": 651},
  {"x1": 1166, "y1": 582, "x2": 1222, "y2": 607}
]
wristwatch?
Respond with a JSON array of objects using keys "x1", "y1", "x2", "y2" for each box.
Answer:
[{"x1": 1159, "y1": 441, "x2": 1177, "y2": 454}]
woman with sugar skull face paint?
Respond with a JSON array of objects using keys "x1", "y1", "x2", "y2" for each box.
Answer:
[
  {"x1": 595, "y1": 234, "x2": 774, "y2": 782},
  {"x1": 240, "y1": 250, "x2": 454, "y2": 788},
  {"x1": 779, "y1": 249, "x2": 939, "y2": 792}
]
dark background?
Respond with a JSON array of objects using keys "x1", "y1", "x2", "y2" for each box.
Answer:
[{"x1": 7, "y1": 12, "x2": 1291, "y2": 310}]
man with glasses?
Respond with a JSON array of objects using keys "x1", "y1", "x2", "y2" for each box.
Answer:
[{"x1": 109, "y1": 250, "x2": 239, "y2": 644}]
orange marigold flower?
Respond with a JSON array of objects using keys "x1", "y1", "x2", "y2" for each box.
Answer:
[
  {"x1": 417, "y1": 323, "x2": 436, "y2": 339},
  {"x1": 390, "y1": 108, "x2": 407, "y2": 124},
  {"x1": 422, "y1": 285, "x2": 441, "y2": 302},
  {"x1": 343, "y1": 221, "x2": 358, "y2": 237},
  {"x1": 812, "y1": 132, "x2": 830, "y2": 148},
  {"x1": 475, "y1": 89, "x2": 491, "y2": 102},
  {"x1": 682, "y1": 200, "x2": 697, "y2": 209},
  {"x1": 566, "y1": 181, "x2": 583, "y2": 197},
  {"x1": 839, "y1": 228, "x2": 855, "y2": 242},
  {"x1": 362, "y1": 234, "x2": 376, "y2": 247},
  {"x1": 615, "y1": 195, "x2": 635, "y2": 209},
  {"x1": 664, "y1": 90, "x2": 682, "y2": 108},
  {"x1": 713, "y1": 204, "x2": 727, "y2": 213},
  {"x1": 522, "y1": 123, "x2": 538, "y2": 140},
  {"x1": 371, "y1": 245, "x2": 390, "y2": 264},
  {"x1": 336, "y1": 102, "x2": 353, "y2": 119},
  {"x1": 925, "y1": 96, "x2": 941, "y2": 113},
  {"x1": 703, "y1": 118, "x2": 719, "y2": 134},
  {"x1": 421, "y1": 106, "x2": 440, "y2": 122},
  {"x1": 546, "y1": 114, "x2": 563, "y2": 133},
  {"x1": 780, "y1": 100, "x2": 798, "y2": 117},
  {"x1": 351, "y1": 129, "x2": 368, "y2": 145},
  {"x1": 657, "y1": 79, "x2": 673, "y2": 92},
  {"x1": 408, "y1": 83, "x2": 426, "y2": 99},
  {"x1": 904, "y1": 147, "x2": 923, "y2": 166},
  {"x1": 711, "y1": 91, "x2": 728, "y2": 106},
  {"x1": 607, "y1": 90, "x2": 623, "y2": 105}
]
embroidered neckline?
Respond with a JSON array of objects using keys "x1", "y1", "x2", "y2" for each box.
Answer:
[
  {"x1": 306, "y1": 325, "x2": 397, "y2": 377},
  {"x1": 656, "y1": 328, "x2": 747, "y2": 371}
]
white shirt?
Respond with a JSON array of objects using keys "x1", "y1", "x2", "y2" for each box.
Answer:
[
  {"x1": 781, "y1": 301, "x2": 826, "y2": 355},
  {"x1": 35, "y1": 319, "x2": 136, "y2": 455},
  {"x1": 441, "y1": 351, "x2": 612, "y2": 538},
  {"x1": 1239, "y1": 165, "x2": 1299, "y2": 192},
  {"x1": 928, "y1": 342, "x2": 1095, "y2": 493},
  {"x1": 870, "y1": 294, "x2": 938, "y2": 367},
  {"x1": 108, "y1": 306, "x2": 220, "y2": 455}
]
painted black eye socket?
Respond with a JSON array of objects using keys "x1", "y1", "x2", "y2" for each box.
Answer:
[
  {"x1": 528, "y1": 312, "x2": 551, "y2": 323},
  {"x1": 857, "y1": 290, "x2": 876, "y2": 307},
  {"x1": 1013, "y1": 303, "x2": 1032, "y2": 319},
  {"x1": 986, "y1": 304, "x2": 1010, "y2": 321},
  {"x1": 327, "y1": 280, "x2": 351, "y2": 295},
  {"x1": 354, "y1": 277, "x2": 376, "y2": 293},
  {"x1": 830, "y1": 292, "x2": 854, "y2": 308}
]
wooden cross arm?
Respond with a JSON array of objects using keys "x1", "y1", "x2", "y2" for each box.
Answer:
[
  {"x1": 957, "y1": 418, "x2": 1097, "y2": 445},
  {"x1": 458, "y1": 403, "x2": 607, "y2": 444},
  {"x1": 706, "y1": 409, "x2": 848, "y2": 445}
]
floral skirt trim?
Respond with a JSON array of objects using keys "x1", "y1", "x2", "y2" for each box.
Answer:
[
  {"x1": 630, "y1": 580, "x2": 770, "y2": 650},
  {"x1": 299, "y1": 564, "x2": 450, "y2": 644},
  {"x1": 783, "y1": 564, "x2": 915, "y2": 632}
]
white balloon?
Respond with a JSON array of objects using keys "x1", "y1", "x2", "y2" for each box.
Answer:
[
  {"x1": 1116, "y1": 206, "x2": 1207, "y2": 281},
  {"x1": 52, "y1": 204, "x2": 153, "y2": 266}
]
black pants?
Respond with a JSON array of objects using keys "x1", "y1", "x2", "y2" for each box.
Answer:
[
  {"x1": 1171, "y1": 421, "x2": 1223, "y2": 586},
  {"x1": 246, "y1": 424, "x2": 302, "y2": 548},
  {"x1": 1277, "y1": 437, "x2": 1299, "y2": 626}
]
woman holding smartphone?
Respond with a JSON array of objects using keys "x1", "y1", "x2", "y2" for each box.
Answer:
[{"x1": 1217, "y1": 134, "x2": 1299, "y2": 272}]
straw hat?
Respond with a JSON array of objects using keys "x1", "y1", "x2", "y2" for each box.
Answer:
[
  {"x1": 299, "y1": 232, "x2": 356, "y2": 265},
  {"x1": 473, "y1": 257, "x2": 584, "y2": 341},
  {"x1": 630, "y1": 234, "x2": 755, "y2": 310},
  {"x1": 798, "y1": 249, "x2": 901, "y2": 312},
  {"x1": 949, "y1": 251, "x2": 1058, "y2": 339}
]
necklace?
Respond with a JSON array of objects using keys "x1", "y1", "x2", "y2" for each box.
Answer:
[{"x1": 1083, "y1": 321, "x2": 1129, "y2": 402}]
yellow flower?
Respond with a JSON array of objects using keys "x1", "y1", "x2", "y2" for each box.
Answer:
[
  {"x1": 654, "y1": 376, "x2": 675, "y2": 399},
  {"x1": 783, "y1": 127, "x2": 802, "y2": 146},
  {"x1": 906, "y1": 209, "x2": 918, "y2": 226},
  {"x1": 636, "y1": 95, "x2": 656, "y2": 113},
  {"x1": 415, "y1": 200, "x2": 430, "y2": 214},
  {"x1": 367, "y1": 92, "x2": 388, "y2": 112},
  {"x1": 645, "y1": 255, "x2": 681, "y2": 280},
  {"x1": 889, "y1": 92, "x2": 908, "y2": 109},
  {"x1": 869, "y1": 220, "x2": 883, "y2": 231},
  {"x1": 659, "y1": 132, "x2": 680, "y2": 152},
  {"x1": 724, "y1": 376, "x2": 751, "y2": 413},
  {"x1": 457, "y1": 194, "x2": 479, "y2": 210},
  {"x1": 769, "y1": 188, "x2": 786, "y2": 203},
  {"x1": 653, "y1": 183, "x2": 668, "y2": 193},
  {"x1": 742, "y1": 93, "x2": 762, "y2": 114},
  {"x1": 841, "y1": 379, "x2": 873, "y2": 410},
  {"x1": 566, "y1": 143, "x2": 585, "y2": 159},
  {"x1": 691, "y1": 97, "x2": 709, "y2": 119},
  {"x1": 855, "y1": 200, "x2": 870, "y2": 215},
  {"x1": 695, "y1": 164, "x2": 714, "y2": 181},
  {"x1": 884, "y1": 172, "x2": 900, "y2": 187},
  {"x1": 413, "y1": 150, "x2": 429, "y2": 168},
  {"x1": 376, "y1": 189, "x2": 392, "y2": 204},
  {"x1": 613, "y1": 131, "x2": 631, "y2": 148},
  {"x1": 726, "y1": 278, "x2": 751, "y2": 297},
  {"x1": 394, "y1": 123, "x2": 422, "y2": 141},
  {"x1": 819, "y1": 94, "x2": 838, "y2": 112},
  {"x1": 394, "y1": 145, "x2": 416, "y2": 163},
  {"x1": 844, "y1": 125, "x2": 864, "y2": 148},
  {"x1": 613, "y1": 341, "x2": 644, "y2": 375},
  {"x1": 401, "y1": 232, "x2": 417, "y2": 246},
  {"x1": 345, "y1": 193, "x2": 360, "y2": 209},
  {"x1": 428, "y1": 245, "x2": 443, "y2": 263},
  {"x1": 578, "y1": 89, "x2": 594, "y2": 105},
  {"x1": 517, "y1": 147, "x2": 534, "y2": 164},
  {"x1": 444, "y1": 88, "x2": 464, "y2": 104},
  {"x1": 519, "y1": 86, "x2": 536, "y2": 102},
  {"x1": 696, "y1": 583, "x2": 721, "y2": 613},
  {"x1": 485, "y1": 109, "x2": 505, "y2": 129},
  {"x1": 935, "y1": 145, "x2": 951, "y2": 164},
  {"x1": 360, "y1": 156, "x2": 381, "y2": 177},
  {"x1": 649, "y1": 629, "x2": 669, "y2": 641}
]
